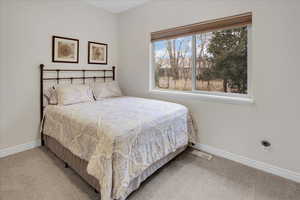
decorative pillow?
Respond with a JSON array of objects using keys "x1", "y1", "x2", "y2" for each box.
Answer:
[
  {"x1": 92, "y1": 81, "x2": 122, "y2": 100},
  {"x1": 43, "y1": 87, "x2": 58, "y2": 105},
  {"x1": 55, "y1": 84, "x2": 94, "y2": 105}
]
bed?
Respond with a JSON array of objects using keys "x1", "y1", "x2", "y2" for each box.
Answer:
[{"x1": 39, "y1": 64, "x2": 196, "y2": 200}]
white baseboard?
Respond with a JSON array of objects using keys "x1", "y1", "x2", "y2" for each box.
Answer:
[
  {"x1": 193, "y1": 143, "x2": 300, "y2": 183},
  {"x1": 0, "y1": 140, "x2": 41, "y2": 158},
  {"x1": 1, "y1": 141, "x2": 299, "y2": 183}
]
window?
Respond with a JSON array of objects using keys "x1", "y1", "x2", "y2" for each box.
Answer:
[
  {"x1": 151, "y1": 13, "x2": 252, "y2": 99},
  {"x1": 153, "y1": 36, "x2": 192, "y2": 91}
]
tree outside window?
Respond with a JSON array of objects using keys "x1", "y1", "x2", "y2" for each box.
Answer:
[{"x1": 153, "y1": 26, "x2": 248, "y2": 95}]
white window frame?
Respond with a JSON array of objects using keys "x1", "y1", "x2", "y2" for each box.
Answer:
[{"x1": 149, "y1": 25, "x2": 253, "y2": 105}]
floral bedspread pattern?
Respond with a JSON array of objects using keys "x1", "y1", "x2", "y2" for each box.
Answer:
[{"x1": 42, "y1": 96, "x2": 196, "y2": 200}]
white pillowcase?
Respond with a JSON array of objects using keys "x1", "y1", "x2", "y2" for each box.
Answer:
[
  {"x1": 92, "y1": 81, "x2": 122, "y2": 100},
  {"x1": 55, "y1": 84, "x2": 94, "y2": 105}
]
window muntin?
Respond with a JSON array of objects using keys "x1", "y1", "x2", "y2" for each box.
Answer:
[{"x1": 152, "y1": 25, "x2": 249, "y2": 96}]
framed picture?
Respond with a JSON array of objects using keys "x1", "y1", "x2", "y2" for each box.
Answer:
[
  {"x1": 52, "y1": 36, "x2": 79, "y2": 63},
  {"x1": 88, "y1": 41, "x2": 108, "y2": 65}
]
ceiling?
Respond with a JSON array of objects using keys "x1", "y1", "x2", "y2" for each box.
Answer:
[{"x1": 83, "y1": 0, "x2": 151, "y2": 13}]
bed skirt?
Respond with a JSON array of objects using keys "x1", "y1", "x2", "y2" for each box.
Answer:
[{"x1": 44, "y1": 135, "x2": 186, "y2": 199}]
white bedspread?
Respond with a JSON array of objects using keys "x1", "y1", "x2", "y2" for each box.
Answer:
[{"x1": 42, "y1": 96, "x2": 196, "y2": 200}]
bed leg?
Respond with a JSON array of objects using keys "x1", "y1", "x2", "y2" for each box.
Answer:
[
  {"x1": 64, "y1": 162, "x2": 69, "y2": 168},
  {"x1": 94, "y1": 189, "x2": 99, "y2": 194}
]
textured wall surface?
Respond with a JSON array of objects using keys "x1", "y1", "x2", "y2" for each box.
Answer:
[
  {"x1": 0, "y1": 0, "x2": 118, "y2": 149},
  {"x1": 118, "y1": 0, "x2": 300, "y2": 173}
]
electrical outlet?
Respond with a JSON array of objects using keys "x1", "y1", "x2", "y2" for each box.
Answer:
[{"x1": 261, "y1": 140, "x2": 272, "y2": 151}]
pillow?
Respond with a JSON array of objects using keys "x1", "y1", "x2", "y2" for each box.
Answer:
[
  {"x1": 55, "y1": 84, "x2": 94, "y2": 105},
  {"x1": 43, "y1": 86, "x2": 58, "y2": 105},
  {"x1": 92, "y1": 81, "x2": 122, "y2": 100}
]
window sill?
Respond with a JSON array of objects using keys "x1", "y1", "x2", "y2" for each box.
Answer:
[{"x1": 149, "y1": 89, "x2": 254, "y2": 105}]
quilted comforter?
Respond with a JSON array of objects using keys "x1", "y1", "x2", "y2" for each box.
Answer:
[{"x1": 42, "y1": 96, "x2": 196, "y2": 200}]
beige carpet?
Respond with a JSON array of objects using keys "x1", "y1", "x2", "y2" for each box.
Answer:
[{"x1": 0, "y1": 147, "x2": 299, "y2": 200}]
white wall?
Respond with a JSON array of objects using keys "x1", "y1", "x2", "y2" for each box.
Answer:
[
  {"x1": 0, "y1": 0, "x2": 118, "y2": 149},
  {"x1": 118, "y1": 0, "x2": 300, "y2": 174},
  {"x1": 0, "y1": 0, "x2": 5, "y2": 149}
]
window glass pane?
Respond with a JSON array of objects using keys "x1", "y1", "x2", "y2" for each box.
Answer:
[
  {"x1": 154, "y1": 36, "x2": 192, "y2": 91},
  {"x1": 195, "y1": 26, "x2": 248, "y2": 94}
]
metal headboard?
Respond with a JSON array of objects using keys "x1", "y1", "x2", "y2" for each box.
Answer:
[{"x1": 39, "y1": 64, "x2": 116, "y2": 145}]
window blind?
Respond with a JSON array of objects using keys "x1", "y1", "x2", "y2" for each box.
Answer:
[{"x1": 151, "y1": 12, "x2": 252, "y2": 42}]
